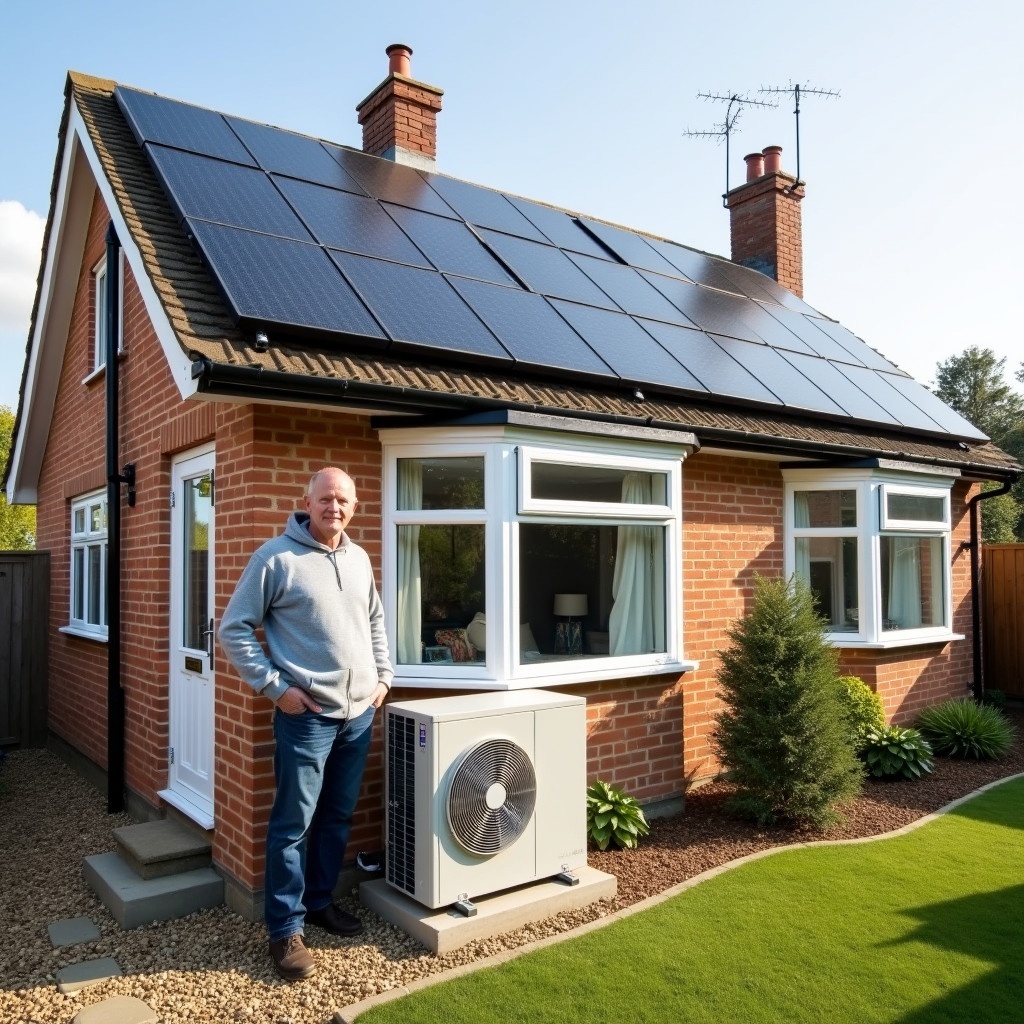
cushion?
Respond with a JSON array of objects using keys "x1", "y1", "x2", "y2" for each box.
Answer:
[
  {"x1": 466, "y1": 612, "x2": 487, "y2": 652},
  {"x1": 434, "y1": 628, "x2": 476, "y2": 662},
  {"x1": 520, "y1": 622, "x2": 540, "y2": 654}
]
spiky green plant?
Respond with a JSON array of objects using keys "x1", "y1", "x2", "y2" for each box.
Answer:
[
  {"x1": 861, "y1": 725, "x2": 934, "y2": 780},
  {"x1": 586, "y1": 780, "x2": 650, "y2": 850},
  {"x1": 916, "y1": 698, "x2": 1016, "y2": 760}
]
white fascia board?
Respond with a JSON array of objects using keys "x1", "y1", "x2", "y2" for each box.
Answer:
[{"x1": 6, "y1": 100, "x2": 200, "y2": 505}]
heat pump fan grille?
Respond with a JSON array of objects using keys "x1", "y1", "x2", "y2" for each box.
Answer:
[{"x1": 447, "y1": 739, "x2": 537, "y2": 857}]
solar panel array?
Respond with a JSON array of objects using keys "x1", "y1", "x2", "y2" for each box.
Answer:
[{"x1": 114, "y1": 85, "x2": 986, "y2": 442}]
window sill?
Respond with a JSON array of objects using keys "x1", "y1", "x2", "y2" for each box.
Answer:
[
  {"x1": 59, "y1": 625, "x2": 109, "y2": 642},
  {"x1": 392, "y1": 659, "x2": 698, "y2": 691},
  {"x1": 830, "y1": 633, "x2": 964, "y2": 651}
]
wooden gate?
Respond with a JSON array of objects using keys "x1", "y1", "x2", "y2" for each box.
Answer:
[
  {"x1": 982, "y1": 544, "x2": 1024, "y2": 698},
  {"x1": 0, "y1": 551, "x2": 49, "y2": 747}
]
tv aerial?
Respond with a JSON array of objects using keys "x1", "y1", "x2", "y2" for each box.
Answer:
[
  {"x1": 757, "y1": 82, "x2": 840, "y2": 190},
  {"x1": 683, "y1": 92, "x2": 777, "y2": 203}
]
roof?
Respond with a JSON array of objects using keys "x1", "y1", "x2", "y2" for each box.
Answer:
[{"x1": 7, "y1": 72, "x2": 1021, "y2": 497}]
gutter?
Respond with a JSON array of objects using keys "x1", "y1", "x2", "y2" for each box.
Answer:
[{"x1": 966, "y1": 479, "x2": 1016, "y2": 702}]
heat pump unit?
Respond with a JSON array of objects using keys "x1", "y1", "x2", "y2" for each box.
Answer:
[{"x1": 385, "y1": 689, "x2": 587, "y2": 912}]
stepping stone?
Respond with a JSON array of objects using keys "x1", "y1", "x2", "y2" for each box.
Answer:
[
  {"x1": 48, "y1": 917, "x2": 101, "y2": 948},
  {"x1": 73, "y1": 995, "x2": 158, "y2": 1024},
  {"x1": 56, "y1": 957, "x2": 122, "y2": 993}
]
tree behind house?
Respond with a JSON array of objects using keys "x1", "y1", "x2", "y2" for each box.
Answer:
[
  {"x1": 712, "y1": 575, "x2": 863, "y2": 827},
  {"x1": 0, "y1": 406, "x2": 36, "y2": 550}
]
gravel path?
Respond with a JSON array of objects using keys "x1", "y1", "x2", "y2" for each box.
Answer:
[{"x1": 2, "y1": 709, "x2": 1022, "y2": 1024}]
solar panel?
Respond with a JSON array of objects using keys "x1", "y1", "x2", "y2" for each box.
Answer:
[
  {"x1": 638, "y1": 320, "x2": 782, "y2": 405},
  {"x1": 424, "y1": 174, "x2": 548, "y2": 241},
  {"x1": 550, "y1": 302, "x2": 707, "y2": 392},
  {"x1": 831, "y1": 363, "x2": 947, "y2": 433},
  {"x1": 188, "y1": 220, "x2": 386, "y2": 339},
  {"x1": 449, "y1": 278, "x2": 617, "y2": 378},
  {"x1": 567, "y1": 254, "x2": 685, "y2": 322},
  {"x1": 331, "y1": 252, "x2": 511, "y2": 361},
  {"x1": 714, "y1": 259, "x2": 821, "y2": 314},
  {"x1": 115, "y1": 87, "x2": 256, "y2": 165},
  {"x1": 330, "y1": 147, "x2": 457, "y2": 216},
  {"x1": 384, "y1": 206, "x2": 514, "y2": 284},
  {"x1": 480, "y1": 231, "x2": 613, "y2": 306},
  {"x1": 225, "y1": 117, "x2": 368, "y2": 194},
  {"x1": 148, "y1": 145, "x2": 312, "y2": 240},
  {"x1": 642, "y1": 239, "x2": 745, "y2": 295},
  {"x1": 578, "y1": 219, "x2": 682, "y2": 277},
  {"x1": 778, "y1": 351, "x2": 900, "y2": 424},
  {"x1": 707, "y1": 336, "x2": 848, "y2": 416},
  {"x1": 879, "y1": 373, "x2": 988, "y2": 440},
  {"x1": 275, "y1": 178, "x2": 430, "y2": 267},
  {"x1": 505, "y1": 197, "x2": 612, "y2": 259},
  {"x1": 761, "y1": 307, "x2": 869, "y2": 365},
  {"x1": 809, "y1": 319, "x2": 902, "y2": 372}
]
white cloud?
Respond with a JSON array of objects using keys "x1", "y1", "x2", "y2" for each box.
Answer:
[{"x1": 0, "y1": 200, "x2": 45, "y2": 331}]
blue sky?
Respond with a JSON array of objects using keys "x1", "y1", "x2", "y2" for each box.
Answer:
[{"x1": 2, "y1": 0, "x2": 1022, "y2": 415}]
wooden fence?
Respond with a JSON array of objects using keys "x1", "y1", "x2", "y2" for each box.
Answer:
[
  {"x1": 982, "y1": 544, "x2": 1024, "y2": 699},
  {"x1": 0, "y1": 551, "x2": 49, "y2": 748}
]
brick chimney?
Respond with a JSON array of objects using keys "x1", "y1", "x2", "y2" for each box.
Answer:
[
  {"x1": 725, "y1": 145, "x2": 805, "y2": 297},
  {"x1": 356, "y1": 44, "x2": 444, "y2": 170}
]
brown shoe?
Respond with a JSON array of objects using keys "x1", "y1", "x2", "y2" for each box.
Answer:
[{"x1": 269, "y1": 933, "x2": 316, "y2": 981}]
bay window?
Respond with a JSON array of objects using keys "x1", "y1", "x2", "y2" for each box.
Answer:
[
  {"x1": 784, "y1": 468, "x2": 958, "y2": 647},
  {"x1": 382, "y1": 419, "x2": 695, "y2": 689}
]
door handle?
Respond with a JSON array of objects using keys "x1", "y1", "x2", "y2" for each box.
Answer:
[{"x1": 201, "y1": 618, "x2": 214, "y2": 659}]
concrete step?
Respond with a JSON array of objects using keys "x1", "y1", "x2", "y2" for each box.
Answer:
[
  {"x1": 84, "y1": 851, "x2": 223, "y2": 930},
  {"x1": 113, "y1": 819, "x2": 212, "y2": 880}
]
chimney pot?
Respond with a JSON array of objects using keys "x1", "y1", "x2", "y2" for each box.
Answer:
[
  {"x1": 744, "y1": 152, "x2": 765, "y2": 182},
  {"x1": 762, "y1": 145, "x2": 783, "y2": 174},
  {"x1": 386, "y1": 43, "x2": 413, "y2": 77}
]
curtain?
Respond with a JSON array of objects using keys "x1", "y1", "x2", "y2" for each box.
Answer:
[
  {"x1": 887, "y1": 537, "x2": 922, "y2": 629},
  {"x1": 396, "y1": 461, "x2": 422, "y2": 663},
  {"x1": 609, "y1": 473, "x2": 661, "y2": 655}
]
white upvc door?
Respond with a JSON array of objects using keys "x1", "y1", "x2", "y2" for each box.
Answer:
[{"x1": 161, "y1": 445, "x2": 216, "y2": 828}]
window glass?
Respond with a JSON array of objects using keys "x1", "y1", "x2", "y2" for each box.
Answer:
[
  {"x1": 880, "y1": 536, "x2": 945, "y2": 630},
  {"x1": 397, "y1": 457, "x2": 484, "y2": 511},
  {"x1": 73, "y1": 549, "x2": 85, "y2": 619},
  {"x1": 530, "y1": 462, "x2": 667, "y2": 506},
  {"x1": 87, "y1": 545, "x2": 103, "y2": 626},
  {"x1": 518, "y1": 522, "x2": 666, "y2": 662},
  {"x1": 886, "y1": 492, "x2": 946, "y2": 524},
  {"x1": 794, "y1": 489, "x2": 856, "y2": 528},
  {"x1": 395, "y1": 523, "x2": 486, "y2": 664},
  {"x1": 796, "y1": 536, "x2": 859, "y2": 631}
]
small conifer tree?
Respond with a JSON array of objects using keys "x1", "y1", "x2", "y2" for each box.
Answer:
[{"x1": 712, "y1": 575, "x2": 864, "y2": 826}]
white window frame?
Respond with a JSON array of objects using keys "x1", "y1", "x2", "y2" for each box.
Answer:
[
  {"x1": 381, "y1": 423, "x2": 696, "y2": 690},
  {"x1": 784, "y1": 467, "x2": 961, "y2": 649},
  {"x1": 64, "y1": 490, "x2": 108, "y2": 640},
  {"x1": 89, "y1": 252, "x2": 125, "y2": 377}
]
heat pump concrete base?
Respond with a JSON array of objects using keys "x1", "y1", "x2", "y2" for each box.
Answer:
[{"x1": 359, "y1": 866, "x2": 616, "y2": 955}]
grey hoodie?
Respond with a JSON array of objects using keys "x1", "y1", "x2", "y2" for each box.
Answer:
[{"x1": 219, "y1": 512, "x2": 393, "y2": 720}]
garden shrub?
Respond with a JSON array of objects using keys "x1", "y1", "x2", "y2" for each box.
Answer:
[
  {"x1": 837, "y1": 675, "x2": 886, "y2": 751},
  {"x1": 712, "y1": 575, "x2": 864, "y2": 827},
  {"x1": 586, "y1": 780, "x2": 650, "y2": 850},
  {"x1": 861, "y1": 725, "x2": 934, "y2": 780},
  {"x1": 916, "y1": 698, "x2": 1016, "y2": 760}
]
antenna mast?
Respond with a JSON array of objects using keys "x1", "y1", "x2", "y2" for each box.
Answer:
[
  {"x1": 684, "y1": 92, "x2": 777, "y2": 203},
  {"x1": 758, "y1": 82, "x2": 840, "y2": 187}
]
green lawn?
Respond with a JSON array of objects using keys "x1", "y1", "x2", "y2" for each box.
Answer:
[{"x1": 357, "y1": 777, "x2": 1024, "y2": 1024}]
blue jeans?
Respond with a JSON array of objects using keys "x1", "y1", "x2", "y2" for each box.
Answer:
[{"x1": 265, "y1": 704, "x2": 376, "y2": 941}]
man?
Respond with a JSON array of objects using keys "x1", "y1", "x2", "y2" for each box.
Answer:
[{"x1": 219, "y1": 467, "x2": 393, "y2": 981}]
